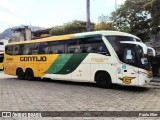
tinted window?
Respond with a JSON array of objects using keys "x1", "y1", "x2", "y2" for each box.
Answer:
[
  {"x1": 11, "y1": 44, "x2": 25, "y2": 55},
  {"x1": 0, "y1": 54, "x2": 4, "y2": 62},
  {"x1": 18, "y1": 44, "x2": 24, "y2": 55},
  {"x1": 13, "y1": 45, "x2": 20, "y2": 55},
  {"x1": 106, "y1": 36, "x2": 132, "y2": 52},
  {"x1": 83, "y1": 37, "x2": 110, "y2": 55},
  {"x1": 48, "y1": 41, "x2": 65, "y2": 54},
  {"x1": 43, "y1": 42, "x2": 49, "y2": 54},
  {"x1": 32, "y1": 43, "x2": 45, "y2": 54},
  {"x1": 67, "y1": 39, "x2": 83, "y2": 53},
  {"x1": 66, "y1": 36, "x2": 110, "y2": 55},
  {"x1": 23, "y1": 44, "x2": 33, "y2": 55},
  {"x1": 5, "y1": 45, "x2": 13, "y2": 55},
  {"x1": 5, "y1": 36, "x2": 110, "y2": 56}
]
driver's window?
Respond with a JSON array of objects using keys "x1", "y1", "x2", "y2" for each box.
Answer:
[{"x1": 123, "y1": 47, "x2": 137, "y2": 66}]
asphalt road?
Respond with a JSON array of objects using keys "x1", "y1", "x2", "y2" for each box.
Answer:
[{"x1": 0, "y1": 71, "x2": 160, "y2": 120}]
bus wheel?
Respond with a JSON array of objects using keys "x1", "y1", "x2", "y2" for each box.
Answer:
[
  {"x1": 25, "y1": 69, "x2": 34, "y2": 80},
  {"x1": 95, "y1": 72, "x2": 112, "y2": 88},
  {"x1": 17, "y1": 68, "x2": 24, "y2": 80}
]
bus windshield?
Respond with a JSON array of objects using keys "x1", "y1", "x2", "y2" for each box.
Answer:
[
  {"x1": 136, "y1": 45, "x2": 151, "y2": 70},
  {"x1": 105, "y1": 36, "x2": 152, "y2": 70}
]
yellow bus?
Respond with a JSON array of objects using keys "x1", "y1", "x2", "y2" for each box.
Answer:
[
  {"x1": 4, "y1": 31, "x2": 155, "y2": 88},
  {"x1": 0, "y1": 40, "x2": 8, "y2": 70}
]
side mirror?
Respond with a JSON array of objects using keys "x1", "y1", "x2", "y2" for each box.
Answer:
[{"x1": 141, "y1": 58, "x2": 148, "y2": 64}]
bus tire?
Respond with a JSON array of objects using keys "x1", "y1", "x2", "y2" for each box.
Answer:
[
  {"x1": 16, "y1": 68, "x2": 24, "y2": 80},
  {"x1": 25, "y1": 69, "x2": 34, "y2": 80},
  {"x1": 95, "y1": 72, "x2": 112, "y2": 88}
]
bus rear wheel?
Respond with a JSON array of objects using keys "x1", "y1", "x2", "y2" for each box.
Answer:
[
  {"x1": 17, "y1": 68, "x2": 24, "y2": 80},
  {"x1": 25, "y1": 69, "x2": 34, "y2": 80},
  {"x1": 95, "y1": 72, "x2": 112, "y2": 88}
]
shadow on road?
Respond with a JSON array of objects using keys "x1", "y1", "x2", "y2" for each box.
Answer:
[
  {"x1": 111, "y1": 84, "x2": 149, "y2": 92},
  {"x1": 2, "y1": 77, "x2": 150, "y2": 92}
]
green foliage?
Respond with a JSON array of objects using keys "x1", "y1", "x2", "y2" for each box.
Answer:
[
  {"x1": 145, "y1": 0, "x2": 160, "y2": 34},
  {"x1": 110, "y1": 0, "x2": 151, "y2": 41},
  {"x1": 95, "y1": 15, "x2": 114, "y2": 31},
  {"x1": 50, "y1": 26, "x2": 65, "y2": 36},
  {"x1": 94, "y1": 21, "x2": 114, "y2": 31},
  {"x1": 50, "y1": 20, "x2": 95, "y2": 36}
]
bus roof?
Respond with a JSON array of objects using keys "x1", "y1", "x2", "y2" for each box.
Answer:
[{"x1": 7, "y1": 30, "x2": 141, "y2": 45}]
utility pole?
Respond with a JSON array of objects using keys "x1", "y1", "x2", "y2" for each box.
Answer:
[
  {"x1": 86, "y1": 0, "x2": 91, "y2": 32},
  {"x1": 115, "y1": 0, "x2": 117, "y2": 30}
]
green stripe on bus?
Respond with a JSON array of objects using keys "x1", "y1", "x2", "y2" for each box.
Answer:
[
  {"x1": 44, "y1": 54, "x2": 73, "y2": 74},
  {"x1": 55, "y1": 53, "x2": 88, "y2": 74}
]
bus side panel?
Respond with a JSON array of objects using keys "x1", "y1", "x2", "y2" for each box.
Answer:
[
  {"x1": 71, "y1": 54, "x2": 91, "y2": 81},
  {"x1": 39, "y1": 54, "x2": 60, "y2": 77},
  {"x1": 4, "y1": 62, "x2": 14, "y2": 75},
  {"x1": 138, "y1": 68, "x2": 152, "y2": 86},
  {"x1": 24, "y1": 63, "x2": 39, "y2": 77},
  {"x1": 40, "y1": 63, "x2": 71, "y2": 80},
  {"x1": 91, "y1": 63, "x2": 117, "y2": 83},
  {"x1": 0, "y1": 63, "x2": 3, "y2": 69},
  {"x1": 72, "y1": 63, "x2": 91, "y2": 81},
  {"x1": 116, "y1": 64, "x2": 139, "y2": 86},
  {"x1": 39, "y1": 63, "x2": 53, "y2": 77},
  {"x1": 13, "y1": 63, "x2": 25, "y2": 76},
  {"x1": 89, "y1": 53, "x2": 118, "y2": 83}
]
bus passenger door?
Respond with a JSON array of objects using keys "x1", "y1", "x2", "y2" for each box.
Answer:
[{"x1": 117, "y1": 47, "x2": 139, "y2": 85}]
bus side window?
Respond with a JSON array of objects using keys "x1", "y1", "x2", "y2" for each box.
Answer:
[
  {"x1": 67, "y1": 39, "x2": 83, "y2": 53},
  {"x1": 43, "y1": 42, "x2": 49, "y2": 54},
  {"x1": 0, "y1": 42, "x2": 4, "y2": 45},
  {"x1": 49, "y1": 41, "x2": 65, "y2": 54},
  {"x1": 32, "y1": 43, "x2": 39, "y2": 54},
  {"x1": 23, "y1": 44, "x2": 33, "y2": 55},
  {"x1": 13, "y1": 45, "x2": 19, "y2": 55},
  {"x1": 0, "y1": 54, "x2": 4, "y2": 62},
  {"x1": 57, "y1": 41, "x2": 65, "y2": 54},
  {"x1": 83, "y1": 37, "x2": 99, "y2": 53},
  {"x1": 18, "y1": 44, "x2": 24, "y2": 55},
  {"x1": 38, "y1": 43, "x2": 45, "y2": 54},
  {"x1": 6, "y1": 45, "x2": 13, "y2": 55},
  {"x1": 83, "y1": 36, "x2": 110, "y2": 55},
  {"x1": 5, "y1": 46, "x2": 9, "y2": 55}
]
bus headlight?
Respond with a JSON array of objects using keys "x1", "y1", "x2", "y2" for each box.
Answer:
[{"x1": 146, "y1": 70, "x2": 153, "y2": 78}]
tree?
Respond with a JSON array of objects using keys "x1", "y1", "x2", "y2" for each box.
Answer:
[
  {"x1": 145, "y1": 0, "x2": 160, "y2": 34},
  {"x1": 110, "y1": 0, "x2": 151, "y2": 41},
  {"x1": 50, "y1": 20, "x2": 95, "y2": 36},
  {"x1": 49, "y1": 26, "x2": 65, "y2": 36},
  {"x1": 94, "y1": 15, "x2": 114, "y2": 31},
  {"x1": 94, "y1": 21, "x2": 114, "y2": 31},
  {"x1": 94, "y1": 15, "x2": 113, "y2": 30}
]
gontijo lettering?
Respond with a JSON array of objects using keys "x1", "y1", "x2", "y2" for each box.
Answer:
[{"x1": 20, "y1": 56, "x2": 47, "y2": 62}]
